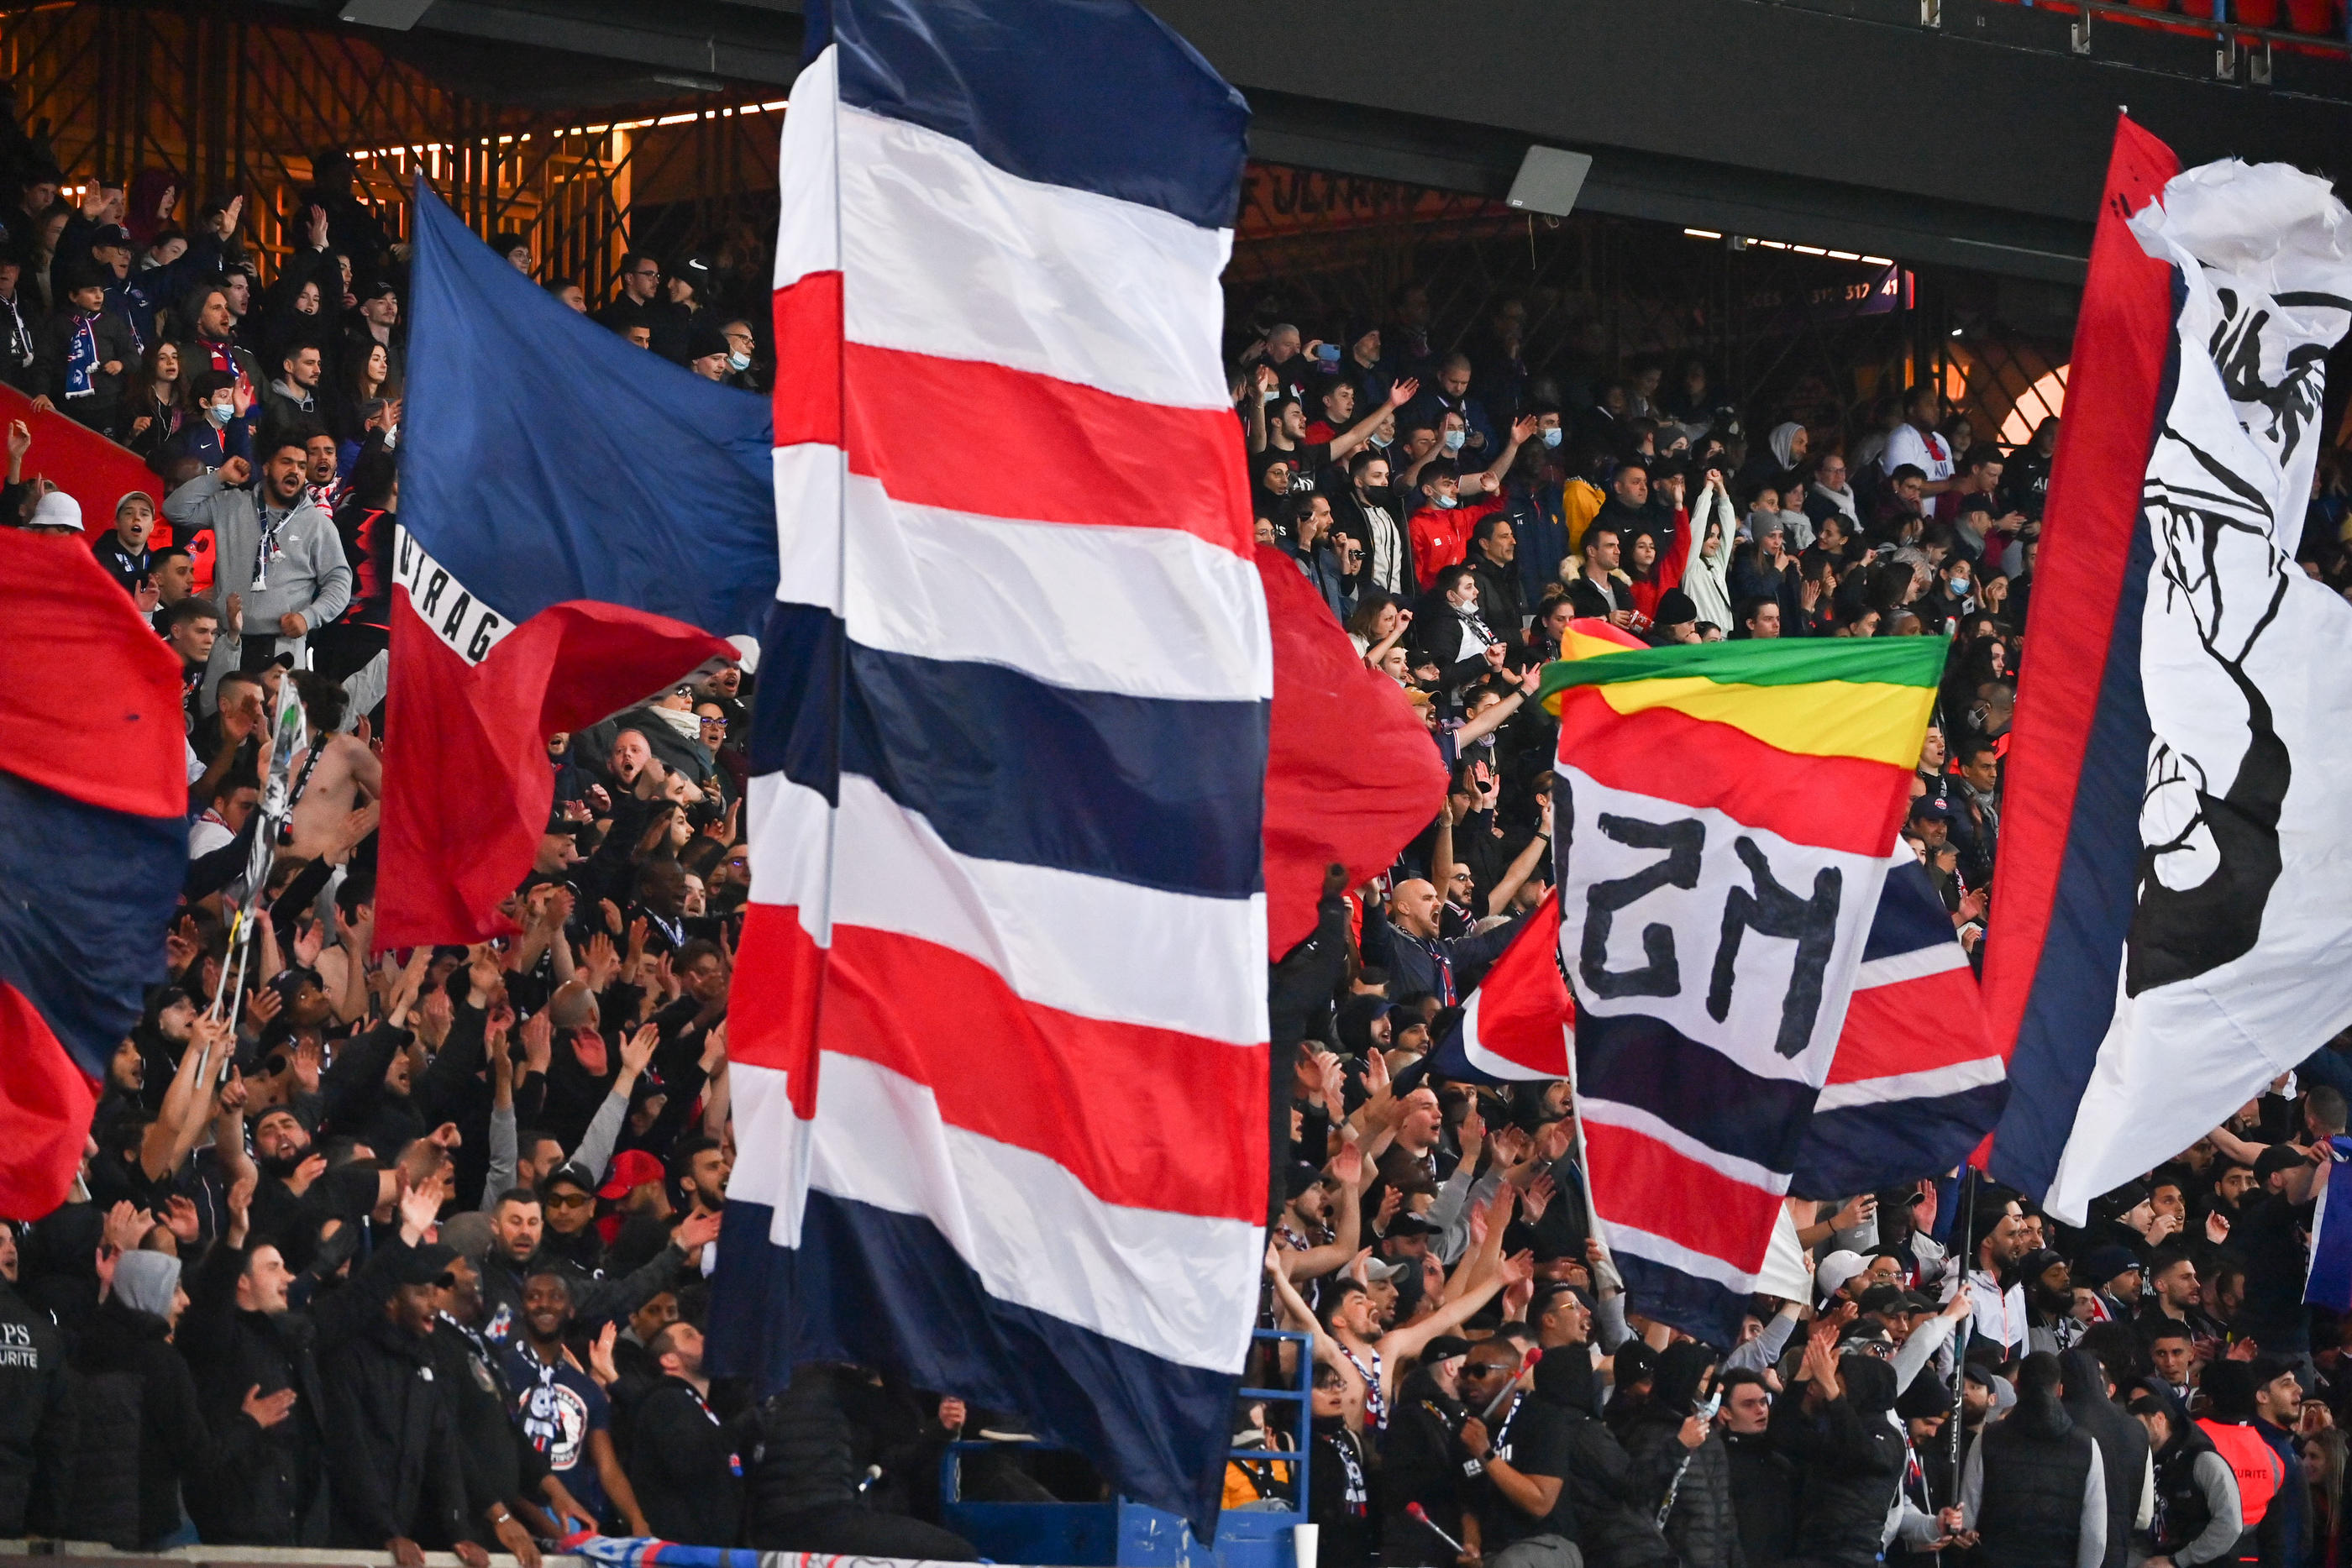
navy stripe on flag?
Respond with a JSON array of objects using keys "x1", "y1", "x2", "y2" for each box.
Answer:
[
  {"x1": 802, "y1": 0, "x2": 1251, "y2": 231},
  {"x1": 751, "y1": 603, "x2": 1268, "y2": 899},
  {"x1": 710, "y1": 1193, "x2": 1239, "y2": 1526},
  {"x1": 1863, "y1": 859, "x2": 1965, "y2": 962},
  {"x1": 1793, "y1": 1084, "x2": 2012, "y2": 1199},
  {"x1": 1990, "y1": 294, "x2": 2177, "y2": 1199},
  {"x1": 0, "y1": 771, "x2": 186, "y2": 1078},
  {"x1": 1610, "y1": 1251, "x2": 1754, "y2": 1350},
  {"x1": 1577, "y1": 1010, "x2": 1815, "y2": 1174}
]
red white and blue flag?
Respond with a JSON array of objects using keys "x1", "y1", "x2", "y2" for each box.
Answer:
[
  {"x1": 1791, "y1": 856, "x2": 2003, "y2": 1198},
  {"x1": 1984, "y1": 120, "x2": 2352, "y2": 1222},
  {"x1": 1401, "y1": 891, "x2": 1575, "y2": 1089},
  {"x1": 711, "y1": 0, "x2": 1268, "y2": 1532},
  {"x1": 380, "y1": 183, "x2": 778, "y2": 947},
  {"x1": 0, "y1": 528, "x2": 186, "y2": 1216}
]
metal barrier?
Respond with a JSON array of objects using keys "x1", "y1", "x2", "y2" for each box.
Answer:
[{"x1": 939, "y1": 1329, "x2": 1313, "y2": 1568}]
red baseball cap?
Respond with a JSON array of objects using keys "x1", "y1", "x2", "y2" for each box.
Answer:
[{"x1": 596, "y1": 1148, "x2": 666, "y2": 1200}]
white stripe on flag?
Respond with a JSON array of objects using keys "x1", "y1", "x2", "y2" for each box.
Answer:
[
  {"x1": 746, "y1": 773, "x2": 1268, "y2": 1046},
  {"x1": 1578, "y1": 1096, "x2": 1790, "y2": 1193},
  {"x1": 1852, "y1": 943, "x2": 1971, "y2": 990},
  {"x1": 769, "y1": 448, "x2": 1272, "y2": 702},
  {"x1": 732, "y1": 1059, "x2": 1263, "y2": 1372},
  {"x1": 777, "y1": 93, "x2": 1233, "y2": 411},
  {"x1": 1599, "y1": 1217, "x2": 1761, "y2": 1294},
  {"x1": 772, "y1": 48, "x2": 842, "y2": 286},
  {"x1": 1813, "y1": 1055, "x2": 2007, "y2": 1112}
]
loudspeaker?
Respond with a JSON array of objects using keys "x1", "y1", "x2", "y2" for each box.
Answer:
[{"x1": 1505, "y1": 147, "x2": 1593, "y2": 219}]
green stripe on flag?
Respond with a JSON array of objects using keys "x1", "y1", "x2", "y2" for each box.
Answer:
[{"x1": 1537, "y1": 635, "x2": 1949, "y2": 700}]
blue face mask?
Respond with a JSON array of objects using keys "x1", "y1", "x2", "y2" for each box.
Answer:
[
  {"x1": 1950, "y1": 576, "x2": 1972, "y2": 596},
  {"x1": 1433, "y1": 491, "x2": 1459, "y2": 511},
  {"x1": 727, "y1": 351, "x2": 752, "y2": 372},
  {"x1": 207, "y1": 401, "x2": 233, "y2": 427},
  {"x1": 1442, "y1": 429, "x2": 1467, "y2": 453},
  {"x1": 1368, "y1": 433, "x2": 1391, "y2": 450},
  {"x1": 1541, "y1": 427, "x2": 1562, "y2": 448}
]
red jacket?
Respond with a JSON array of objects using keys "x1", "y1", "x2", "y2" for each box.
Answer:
[
  {"x1": 1408, "y1": 495, "x2": 1505, "y2": 586},
  {"x1": 1625, "y1": 509, "x2": 1693, "y2": 624}
]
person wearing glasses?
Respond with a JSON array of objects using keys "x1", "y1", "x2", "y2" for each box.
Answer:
[{"x1": 596, "y1": 251, "x2": 683, "y2": 359}]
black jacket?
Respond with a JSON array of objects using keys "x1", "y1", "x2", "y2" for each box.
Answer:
[
  {"x1": 1380, "y1": 1370, "x2": 1471, "y2": 1555},
  {"x1": 1721, "y1": 1429, "x2": 1797, "y2": 1566},
  {"x1": 320, "y1": 1313, "x2": 472, "y2": 1548},
  {"x1": 1767, "y1": 1379, "x2": 1903, "y2": 1568},
  {"x1": 1540, "y1": 1357, "x2": 1676, "y2": 1568},
  {"x1": 178, "y1": 1240, "x2": 330, "y2": 1544},
  {"x1": 36, "y1": 307, "x2": 137, "y2": 423},
  {"x1": 1624, "y1": 1408, "x2": 1742, "y2": 1568},
  {"x1": 68, "y1": 1296, "x2": 218, "y2": 1549},
  {"x1": 632, "y1": 1377, "x2": 747, "y2": 1545},
  {"x1": 0, "y1": 1280, "x2": 72, "y2": 1536},
  {"x1": 2061, "y1": 1349, "x2": 2149, "y2": 1568}
]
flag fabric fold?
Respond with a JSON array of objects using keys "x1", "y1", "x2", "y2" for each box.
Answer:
[
  {"x1": 713, "y1": 0, "x2": 1266, "y2": 1532},
  {"x1": 1542, "y1": 638, "x2": 1940, "y2": 1345},
  {"x1": 381, "y1": 182, "x2": 771, "y2": 947},
  {"x1": 2305, "y1": 1138, "x2": 2352, "y2": 1310},
  {"x1": 1257, "y1": 545, "x2": 1448, "y2": 957},
  {"x1": 0, "y1": 528, "x2": 187, "y2": 1216},
  {"x1": 1399, "y1": 889, "x2": 1574, "y2": 1090},
  {"x1": 1985, "y1": 121, "x2": 2352, "y2": 1224}
]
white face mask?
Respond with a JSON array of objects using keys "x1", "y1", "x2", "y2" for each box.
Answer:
[{"x1": 727, "y1": 351, "x2": 751, "y2": 371}]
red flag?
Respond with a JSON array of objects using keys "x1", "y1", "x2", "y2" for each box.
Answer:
[
  {"x1": 0, "y1": 383, "x2": 177, "y2": 546},
  {"x1": 1257, "y1": 548, "x2": 1448, "y2": 956}
]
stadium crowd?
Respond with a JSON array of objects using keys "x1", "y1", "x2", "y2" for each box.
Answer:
[{"x1": 7, "y1": 122, "x2": 2352, "y2": 1568}]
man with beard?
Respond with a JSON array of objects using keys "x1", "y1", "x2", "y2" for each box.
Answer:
[
  {"x1": 2022, "y1": 1249, "x2": 2085, "y2": 1356},
  {"x1": 1273, "y1": 1150, "x2": 1365, "y2": 1287},
  {"x1": 503, "y1": 1271, "x2": 650, "y2": 1539},
  {"x1": 422, "y1": 1253, "x2": 560, "y2": 1566},
  {"x1": 1380, "y1": 1335, "x2": 1473, "y2": 1566},
  {"x1": 2217, "y1": 1143, "x2": 2325, "y2": 1361},
  {"x1": 248, "y1": 1105, "x2": 333, "y2": 1248},
  {"x1": 2129, "y1": 1386, "x2": 2244, "y2": 1568},
  {"x1": 476, "y1": 1186, "x2": 717, "y2": 1338},
  {"x1": 1947, "y1": 1193, "x2": 2032, "y2": 1361},
  {"x1": 1563, "y1": 522, "x2": 1635, "y2": 626}
]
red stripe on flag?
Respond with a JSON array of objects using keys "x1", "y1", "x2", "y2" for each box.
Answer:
[
  {"x1": 773, "y1": 281, "x2": 1256, "y2": 559},
  {"x1": 0, "y1": 978, "x2": 98, "y2": 1219},
  {"x1": 1824, "y1": 968, "x2": 1998, "y2": 1085},
  {"x1": 1462, "y1": 889, "x2": 1572, "y2": 1076},
  {"x1": 1584, "y1": 1119, "x2": 1785, "y2": 1273},
  {"x1": 773, "y1": 271, "x2": 844, "y2": 449},
  {"x1": 731, "y1": 905, "x2": 1268, "y2": 1221},
  {"x1": 1556, "y1": 691, "x2": 1910, "y2": 857},
  {"x1": 1979, "y1": 116, "x2": 2181, "y2": 1061}
]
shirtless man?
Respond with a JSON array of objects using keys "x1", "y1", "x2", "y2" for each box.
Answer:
[
  {"x1": 281, "y1": 668, "x2": 381, "y2": 862},
  {"x1": 1270, "y1": 1182, "x2": 1530, "y2": 1434}
]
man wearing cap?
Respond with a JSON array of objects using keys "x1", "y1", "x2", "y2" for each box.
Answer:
[
  {"x1": 659, "y1": 253, "x2": 715, "y2": 364},
  {"x1": 2082, "y1": 1245, "x2": 2143, "y2": 1325},
  {"x1": 1273, "y1": 1146, "x2": 1365, "y2": 1285},
  {"x1": 320, "y1": 1239, "x2": 480, "y2": 1563},
  {"x1": 1380, "y1": 1333, "x2": 1473, "y2": 1567},
  {"x1": 348, "y1": 275, "x2": 404, "y2": 386},
  {"x1": 1647, "y1": 588, "x2": 1701, "y2": 645},
  {"x1": 37, "y1": 262, "x2": 134, "y2": 434},
  {"x1": 684, "y1": 319, "x2": 732, "y2": 382},
  {"x1": 2224, "y1": 1141, "x2": 2326, "y2": 1366}
]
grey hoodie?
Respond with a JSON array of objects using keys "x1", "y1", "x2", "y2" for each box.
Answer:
[{"x1": 164, "y1": 468, "x2": 350, "y2": 706}]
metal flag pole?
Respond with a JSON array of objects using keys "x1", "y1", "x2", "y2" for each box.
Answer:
[{"x1": 1947, "y1": 1167, "x2": 1978, "y2": 1486}]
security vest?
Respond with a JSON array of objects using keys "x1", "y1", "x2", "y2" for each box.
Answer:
[{"x1": 2197, "y1": 1419, "x2": 2285, "y2": 1525}]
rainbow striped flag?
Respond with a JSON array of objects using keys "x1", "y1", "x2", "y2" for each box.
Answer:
[{"x1": 1538, "y1": 638, "x2": 1942, "y2": 1344}]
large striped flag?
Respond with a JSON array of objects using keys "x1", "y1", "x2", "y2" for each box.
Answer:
[
  {"x1": 711, "y1": 0, "x2": 1268, "y2": 1532},
  {"x1": 1541, "y1": 639, "x2": 1941, "y2": 1345}
]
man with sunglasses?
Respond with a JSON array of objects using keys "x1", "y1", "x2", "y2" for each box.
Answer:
[{"x1": 1455, "y1": 1343, "x2": 1581, "y2": 1568}]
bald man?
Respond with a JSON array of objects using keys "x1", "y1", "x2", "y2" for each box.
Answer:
[{"x1": 1362, "y1": 877, "x2": 1526, "y2": 1003}]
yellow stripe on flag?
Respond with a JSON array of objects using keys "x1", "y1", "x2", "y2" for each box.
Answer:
[{"x1": 1591, "y1": 675, "x2": 1938, "y2": 768}]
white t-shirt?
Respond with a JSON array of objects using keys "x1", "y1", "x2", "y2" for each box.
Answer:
[{"x1": 1884, "y1": 424, "x2": 1956, "y2": 484}]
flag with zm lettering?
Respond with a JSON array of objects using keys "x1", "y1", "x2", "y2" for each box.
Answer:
[{"x1": 1542, "y1": 638, "x2": 1940, "y2": 1345}]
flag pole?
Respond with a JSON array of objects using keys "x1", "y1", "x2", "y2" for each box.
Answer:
[{"x1": 1947, "y1": 1166, "x2": 1977, "y2": 1484}]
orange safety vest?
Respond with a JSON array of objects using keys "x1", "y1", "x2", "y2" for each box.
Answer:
[{"x1": 2197, "y1": 1419, "x2": 2286, "y2": 1526}]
